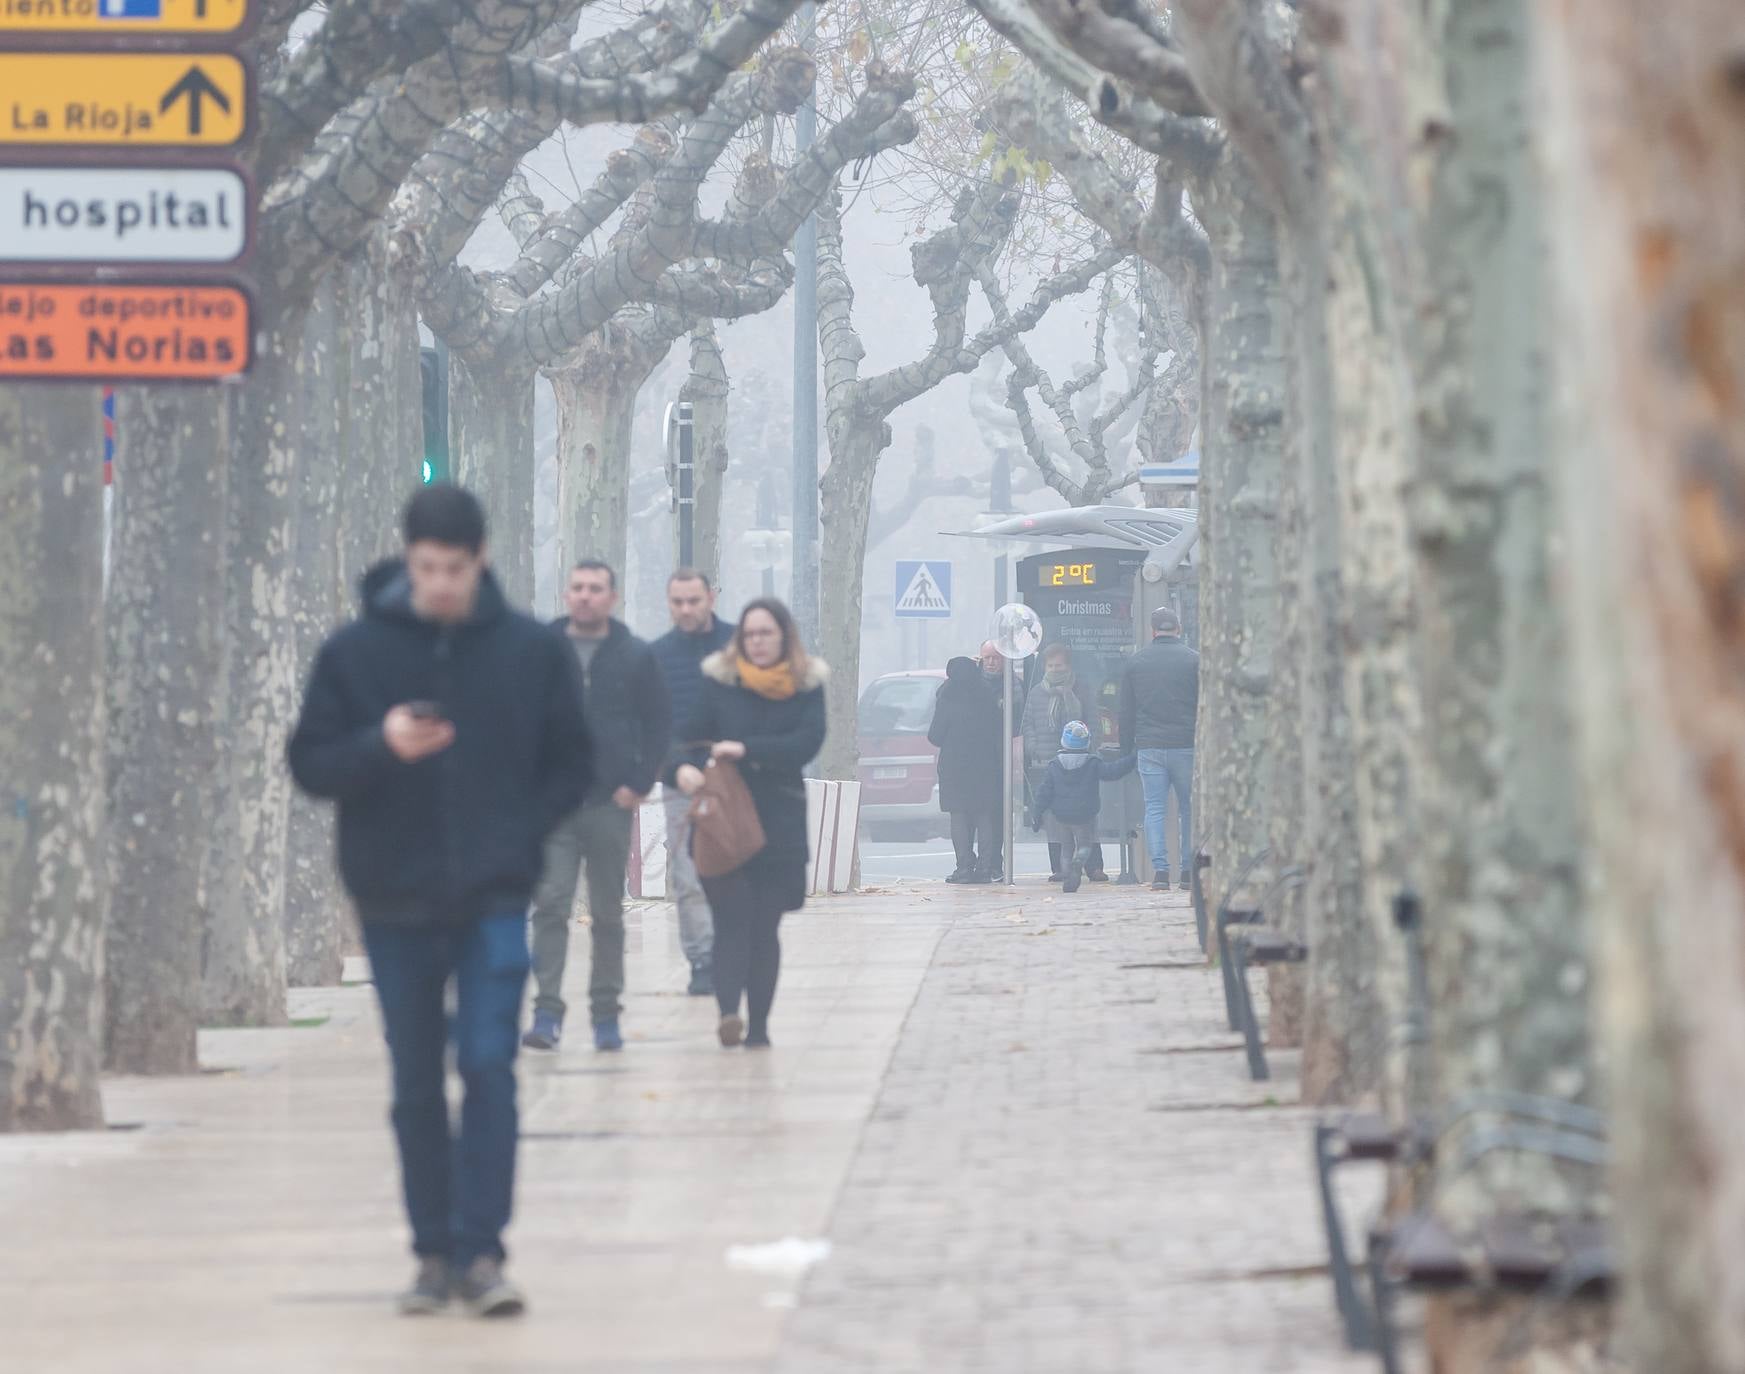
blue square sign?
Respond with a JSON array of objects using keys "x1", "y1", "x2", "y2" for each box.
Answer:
[{"x1": 894, "y1": 561, "x2": 951, "y2": 620}]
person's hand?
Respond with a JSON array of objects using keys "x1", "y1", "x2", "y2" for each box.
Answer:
[
  {"x1": 710, "y1": 740, "x2": 746, "y2": 762},
  {"x1": 383, "y1": 705, "x2": 455, "y2": 763},
  {"x1": 675, "y1": 765, "x2": 706, "y2": 796},
  {"x1": 612, "y1": 786, "x2": 644, "y2": 812}
]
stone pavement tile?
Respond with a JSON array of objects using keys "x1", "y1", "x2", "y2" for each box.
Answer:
[{"x1": 772, "y1": 880, "x2": 1379, "y2": 1374}]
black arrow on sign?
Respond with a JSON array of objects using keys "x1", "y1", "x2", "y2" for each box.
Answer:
[{"x1": 159, "y1": 65, "x2": 231, "y2": 137}]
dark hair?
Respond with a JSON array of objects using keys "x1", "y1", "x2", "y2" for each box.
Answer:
[
  {"x1": 403, "y1": 483, "x2": 486, "y2": 554},
  {"x1": 571, "y1": 558, "x2": 617, "y2": 590},
  {"x1": 1151, "y1": 604, "x2": 1181, "y2": 635},
  {"x1": 734, "y1": 598, "x2": 809, "y2": 676},
  {"x1": 668, "y1": 567, "x2": 712, "y2": 592}
]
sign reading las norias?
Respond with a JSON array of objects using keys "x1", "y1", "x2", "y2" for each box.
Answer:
[
  {"x1": 0, "y1": 1, "x2": 249, "y2": 35},
  {"x1": 1, "y1": 52, "x2": 247, "y2": 146},
  {"x1": 0, "y1": 281, "x2": 252, "y2": 381}
]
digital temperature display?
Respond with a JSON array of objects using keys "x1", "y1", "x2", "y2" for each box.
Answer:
[{"x1": 1041, "y1": 562, "x2": 1098, "y2": 587}]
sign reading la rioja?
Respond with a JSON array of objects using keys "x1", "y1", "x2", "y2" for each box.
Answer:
[
  {"x1": 1, "y1": 53, "x2": 247, "y2": 146},
  {"x1": 0, "y1": 1, "x2": 249, "y2": 36}
]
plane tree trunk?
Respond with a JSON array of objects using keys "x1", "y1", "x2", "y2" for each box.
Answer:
[
  {"x1": 1538, "y1": 1, "x2": 1745, "y2": 1368},
  {"x1": 0, "y1": 384, "x2": 107, "y2": 1131}
]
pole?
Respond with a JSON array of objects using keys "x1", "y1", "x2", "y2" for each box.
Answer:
[
  {"x1": 1002, "y1": 654, "x2": 1015, "y2": 885},
  {"x1": 790, "y1": 0, "x2": 819, "y2": 643},
  {"x1": 677, "y1": 399, "x2": 695, "y2": 568}
]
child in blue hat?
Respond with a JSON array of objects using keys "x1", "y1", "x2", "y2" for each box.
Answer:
[{"x1": 1026, "y1": 721, "x2": 1136, "y2": 892}]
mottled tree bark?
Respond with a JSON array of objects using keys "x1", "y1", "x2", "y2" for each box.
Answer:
[
  {"x1": 200, "y1": 298, "x2": 304, "y2": 1029},
  {"x1": 336, "y1": 250, "x2": 420, "y2": 598},
  {"x1": 282, "y1": 276, "x2": 348, "y2": 990},
  {"x1": 0, "y1": 385, "x2": 107, "y2": 1130},
  {"x1": 681, "y1": 322, "x2": 731, "y2": 582},
  {"x1": 1538, "y1": 1, "x2": 1745, "y2": 1369},
  {"x1": 1192, "y1": 167, "x2": 1288, "y2": 935},
  {"x1": 451, "y1": 356, "x2": 537, "y2": 610},
  {"x1": 817, "y1": 421, "x2": 886, "y2": 778},
  {"x1": 547, "y1": 325, "x2": 669, "y2": 588},
  {"x1": 105, "y1": 386, "x2": 228, "y2": 1073}
]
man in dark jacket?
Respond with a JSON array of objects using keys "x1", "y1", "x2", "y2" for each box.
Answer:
[
  {"x1": 1117, "y1": 604, "x2": 1200, "y2": 891},
  {"x1": 523, "y1": 559, "x2": 670, "y2": 1054},
  {"x1": 650, "y1": 569, "x2": 734, "y2": 993},
  {"x1": 287, "y1": 484, "x2": 591, "y2": 1319},
  {"x1": 929, "y1": 657, "x2": 1004, "y2": 883}
]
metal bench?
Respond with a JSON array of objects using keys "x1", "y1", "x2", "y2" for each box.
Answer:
[
  {"x1": 1310, "y1": 893, "x2": 1611, "y2": 1366},
  {"x1": 1229, "y1": 922, "x2": 1308, "y2": 1081},
  {"x1": 1213, "y1": 854, "x2": 1290, "y2": 1027},
  {"x1": 1189, "y1": 845, "x2": 1213, "y2": 952}
]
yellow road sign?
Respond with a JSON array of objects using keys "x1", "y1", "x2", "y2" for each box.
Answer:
[
  {"x1": 0, "y1": 52, "x2": 248, "y2": 147},
  {"x1": 0, "y1": 1, "x2": 249, "y2": 36}
]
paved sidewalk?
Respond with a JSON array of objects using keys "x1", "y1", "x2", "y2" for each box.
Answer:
[{"x1": 0, "y1": 881, "x2": 1375, "y2": 1374}]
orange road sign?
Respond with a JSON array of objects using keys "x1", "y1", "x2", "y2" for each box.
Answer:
[
  {"x1": 0, "y1": 280, "x2": 251, "y2": 381},
  {"x1": 0, "y1": 1, "x2": 250, "y2": 36},
  {"x1": 0, "y1": 52, "x2": 248, "y2": 147}
]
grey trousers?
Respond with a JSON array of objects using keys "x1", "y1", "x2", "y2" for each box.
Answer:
[
  {"x1": 663, "y1": 789, "x2": 715, "y2": 968},
  {"x1": 529, "y1": 802, "x2": 633, "y2": 1023},
  {"x1": 1059, "y1": 821, "x2": 1100, "y2": 873}
]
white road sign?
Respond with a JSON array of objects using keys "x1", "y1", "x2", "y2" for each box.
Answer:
[{"x1": 0, "y1": 165, "x2": 249, "y2": 265}]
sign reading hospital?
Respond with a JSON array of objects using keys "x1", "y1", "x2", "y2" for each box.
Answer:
[
  {"x1": 0, "y1": 280, "x2": 251, "y2": 380},
  {"x1": 0, "y1": 1, "x2": 250, "y2": 35},
  {"x1": 0, "y1": 53, "x2": 247, "y2": 146},
  {"x1": 0, "y1": 165, "x2": 249, "y2": 264}
]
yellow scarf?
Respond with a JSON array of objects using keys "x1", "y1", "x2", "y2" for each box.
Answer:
[{"x1": 737, "y1": 656, "x2": 798, "y2": 701}]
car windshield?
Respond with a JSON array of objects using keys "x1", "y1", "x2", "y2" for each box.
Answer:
[{"x1": 859, "y1": 677, "x2": 939, "y2": 735}]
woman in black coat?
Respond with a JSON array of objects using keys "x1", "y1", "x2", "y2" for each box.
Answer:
[
  {"x1": 927, "y1": 656, "x2": 1003, "y2": 883},
  {"x1": 673, "y1": 598, "x2": 827, "y2": 1048}
]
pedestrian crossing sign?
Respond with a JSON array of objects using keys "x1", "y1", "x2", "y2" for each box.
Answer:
[{"x1": 894, "y1": 560, "x2": 951, "y2": 619}]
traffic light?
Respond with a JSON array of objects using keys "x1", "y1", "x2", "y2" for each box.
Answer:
[{"x1": 419, "y1": 343, "x2": 450, "y2": 484}]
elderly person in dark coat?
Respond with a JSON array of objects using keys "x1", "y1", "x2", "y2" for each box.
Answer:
[{"x1": 928, "y1": 656, "x2": 1003, "y2": 883}]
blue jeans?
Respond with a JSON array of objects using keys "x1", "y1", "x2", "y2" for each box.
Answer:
[
  {"x1": 1137, "y1": 748, "x2": 1194, "y2": 879},
  {"x1": 362, "y1": 912, "x2": 530, "y2": 1269}
]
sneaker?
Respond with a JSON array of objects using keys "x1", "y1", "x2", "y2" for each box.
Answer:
[
  {"x1": 718, "y1": 1013, "x2": 745, "y2": 1048},
  {"x1": 1047, "y1": 870, "x2": 1064, "y2": 883},
  {"x1": 1151, "y1": 873, "x2": 1171, "y2": 892},
  {"x1": 456, "y1": 1257, "x2": 526, "y2": 1319},
  {"x1": 945, "y1": 868, "x2": 971, "y2": 884},
  {"x1": 745, "y1": 1029, "x2": 772, "y2": 1049},
  {"x1": 521, "y1": 1010, "x2": 562, "y2": 1051},
  {"x1": 687, "y1": 962, "x2": 714, "y2": 997},
  {"x1": 593, "y1": 1018, "x2": 623, "y2": 1052},
  {"x1": 1086, "y1": 869, "x2": 1110, "y2": 883},
  {"x1": 398, "y1": 1257, "x2": 451, "y2": 1316},
  {"x1": 1178, "y1": 875, "x2": 1192, "y2": 891},
  {"x1": 1062, "y1": 857, "x2": 1083, "y2": 894}
]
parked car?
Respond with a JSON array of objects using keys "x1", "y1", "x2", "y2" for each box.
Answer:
[{"x1": 857, "y1": 670, "x2": 947, "y2": 840}]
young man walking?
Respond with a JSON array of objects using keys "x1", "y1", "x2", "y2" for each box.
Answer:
[
  {"x1": 288, "y1": 485, "x2": 592, "y2": 1318},
  {"x1": 523, "y1": 559, "x2": 670, "y2": 1053},
  {"x1": 1117, "y1": 605, "x2": 1200, "y2": 890},
  {"x1": 650, "y1": 569, "x2": 734, "y2": 993}
]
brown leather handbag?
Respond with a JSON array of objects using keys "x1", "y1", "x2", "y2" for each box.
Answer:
[{"x1": 689, "y1": 758, "x2": 767, "y2": 878}]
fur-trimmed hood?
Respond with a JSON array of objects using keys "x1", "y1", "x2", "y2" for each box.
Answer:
[{"x1": 702, "y1": 650, "x2": 831, "y2": 691}]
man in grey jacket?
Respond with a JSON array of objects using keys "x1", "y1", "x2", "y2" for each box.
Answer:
[{"x1": 1117, "y1": 605, "x2": 1199, "y2": 891}]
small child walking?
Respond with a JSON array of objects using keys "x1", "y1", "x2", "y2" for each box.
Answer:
[{"x1": 1026, "y1": 721, "x2": 1137, "y2": 892}]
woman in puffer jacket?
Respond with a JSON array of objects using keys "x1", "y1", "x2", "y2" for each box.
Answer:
[{"x1": 672, "y1": 599, "x2": 827, "y2": 1048}]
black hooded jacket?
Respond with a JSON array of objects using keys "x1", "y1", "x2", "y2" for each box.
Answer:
[
  {"x1": 927, "y1": 657, "x2": 1003, "y2": 813},
  {"x1": 288, "y1": 560, "x2": 593, "y2": 927}
]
